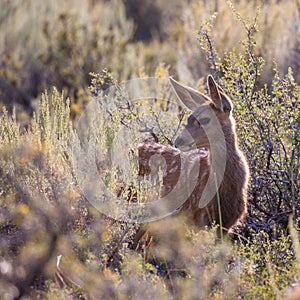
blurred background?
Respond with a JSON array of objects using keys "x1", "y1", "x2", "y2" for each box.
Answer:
[{"x1": 1, "y1": 0, "x2": 300, "y2": 121}]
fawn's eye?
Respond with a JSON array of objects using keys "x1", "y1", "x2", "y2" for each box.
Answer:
[
  {"x1": 188, "y1": 115, "x2": 198, "y2": 126},
  {"x1": 192, "y1": 118, "x2": 200, "y2": 126},
  {"x1": 199, "y1": 117, "x2": 210, "y2": 125}
]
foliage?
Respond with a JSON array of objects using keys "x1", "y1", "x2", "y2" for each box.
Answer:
[
  {"x1": 197, "y1": 2, "x2": 299, "y2": 235},
  {"x1": 0, "y1": 1, "x2": 299, "y2": 299},
  {"x1": 1, "y1": 0, "x2": 300, "y2": 118}
]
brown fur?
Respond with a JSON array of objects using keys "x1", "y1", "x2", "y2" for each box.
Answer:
[{"x1": 137, "y1": 75, "x2": 249, "y2": 232}]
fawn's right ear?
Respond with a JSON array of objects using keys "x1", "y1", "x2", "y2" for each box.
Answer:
[
  {"x1": 207, "y1": 75, "x2": 233, "y2": 112},
  {"x1": 170, "y1": 77, "x2": 209, "y2": 110}
]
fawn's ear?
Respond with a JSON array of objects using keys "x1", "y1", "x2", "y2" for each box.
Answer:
[
  {"x1": 207, "y1": 75, "x2": 232, "y2": 112},
  {"x1": 170, "y1": 77, "x2": 209, "y2": 110}
]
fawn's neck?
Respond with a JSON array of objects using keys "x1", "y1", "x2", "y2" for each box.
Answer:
[{"x1": 209, "y1": 120, "x2": 247, "y2": 190}]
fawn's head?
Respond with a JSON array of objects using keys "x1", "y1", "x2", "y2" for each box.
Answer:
[{"x1": 171, "y1": 75, "x2": 234, "y2": 151}]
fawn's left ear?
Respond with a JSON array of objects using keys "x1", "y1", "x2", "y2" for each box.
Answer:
[{"x1": 207, "y1": 75, "x2": 232, "y2": 112}]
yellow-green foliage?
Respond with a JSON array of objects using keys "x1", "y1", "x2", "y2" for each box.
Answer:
[
  {"x1": 0, "y1": 1, "x2": 300, "y2": 299},
  {"x1": 1, "y1": 0, "x2": 300, "y2": 119},
  {"x1": 0, "y1": 73, "x2": 298, "y2": 299}
]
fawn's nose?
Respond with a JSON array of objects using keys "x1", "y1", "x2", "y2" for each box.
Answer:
[{"x1": 174, "y1": 137, "x2": 184, "y2": 148}]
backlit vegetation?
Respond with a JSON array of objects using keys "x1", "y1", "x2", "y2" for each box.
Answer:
[{"x1": 0, "y1": 0, "x2": 299, "y2": 299}]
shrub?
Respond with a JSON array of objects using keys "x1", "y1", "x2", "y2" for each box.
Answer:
[
  {"x1": 0, "y1": 1, "x2": 299, "y2": 299},
  {"x1": 197, "y1": 3, "x2": 299, "y2": 236}
]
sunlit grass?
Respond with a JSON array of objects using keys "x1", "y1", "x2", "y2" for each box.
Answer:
[{"x1": 0, "y1": 0, "x2": 299, "y2": 299}]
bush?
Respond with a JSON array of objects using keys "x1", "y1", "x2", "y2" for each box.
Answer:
[
  {"x1": 1, "y1": 0, "x2": 300, "y2": 118},
  {"x1": 197, "y1": 4, "x2": 299, "y2": 235},
  {"x1": 0, "y1": 1, "x2": 299, "y2": 299}
]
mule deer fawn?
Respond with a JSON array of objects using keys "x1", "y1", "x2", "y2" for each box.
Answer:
[{"x1": 137, "y1": 75, "x2": 249, "y2": 232}]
